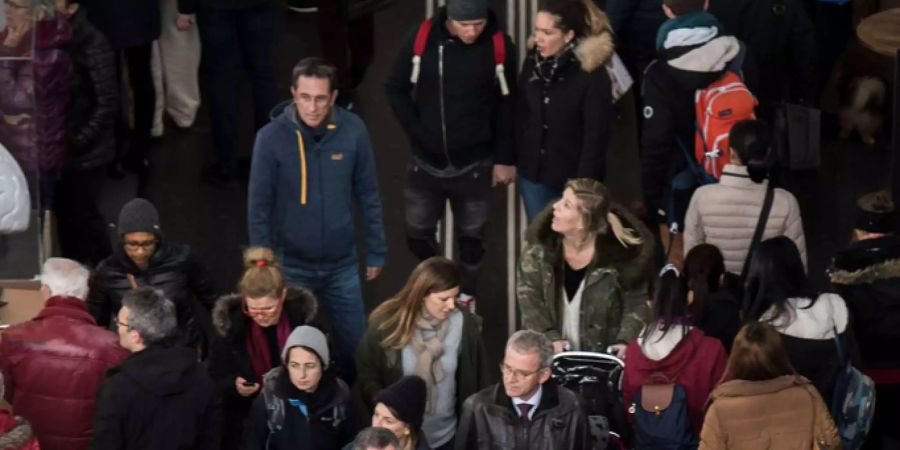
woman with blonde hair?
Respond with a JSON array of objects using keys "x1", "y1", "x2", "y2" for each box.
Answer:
[
  {"x1": 207, "y1": 247, "x2": 318, "y2": 450},
  {"x1": 700, "y1": 323, "x2": 841, "y2": 449},
  {"x1": 356, "y1": 257, "x2": 487, "y2": 450},
  {"x1": 518, "y1": 178, "x2": 653, "y2": 356}
]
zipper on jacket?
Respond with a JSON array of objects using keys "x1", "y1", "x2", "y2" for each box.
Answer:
[{"x1": 438, "y1": 43, "x2": 453, "y2": 169}]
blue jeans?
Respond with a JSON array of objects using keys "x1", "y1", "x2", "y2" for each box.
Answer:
[
  {"x1": 281, "y1": 263, "x2": 366, "y2": 384},
  {"x1": 519, "y1": 177, "x2": 563, "y2": 223}
]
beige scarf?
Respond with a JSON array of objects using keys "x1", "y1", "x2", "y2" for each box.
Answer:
[{"x1": 410, "y1": 313, "x2": 450, "y2": 413}]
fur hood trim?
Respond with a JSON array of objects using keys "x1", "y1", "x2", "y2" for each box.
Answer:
[
  {"x1": 527, "y1": 5, "x2": 615, "y2": 72},
  {"x1": 212, "y1": 286, "x2": 318, "y2": 337},
  {"x1": 0, "y1": 415, "x2": 34, "y2": 448},
  {"x1": 830, "y1": 258, "x2": 900, "y2": 285}
]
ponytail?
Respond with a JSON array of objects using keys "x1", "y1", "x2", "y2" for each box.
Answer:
[
  {"x1": 730, "y1": 120, "x2": 771, "y2": 184},
  {"x1": 606, "y1": 211, "x2": 642, "y2": 247},
  {"x1": 238, "y1": 247, "x2": 285, "y2": 298}
]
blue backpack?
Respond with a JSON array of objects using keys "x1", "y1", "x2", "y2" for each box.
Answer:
[
  {"x1": 630, "y1": 373, "x2": 698, "y2": 450},
  {"x1": 830, "y1": 327, "x2": 876, "y2": 450}
]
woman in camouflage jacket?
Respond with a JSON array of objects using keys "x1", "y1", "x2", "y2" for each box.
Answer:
[{"x1": 517, "y1": 178, "x2": 653, "y2": 356}]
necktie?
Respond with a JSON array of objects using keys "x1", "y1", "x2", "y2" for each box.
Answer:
[{"x1": 516, "y1": 403, "x2": 533, "y2": 423}]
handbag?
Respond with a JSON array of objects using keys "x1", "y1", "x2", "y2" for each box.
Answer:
[{"x1": 774, "y1": 102, "x2": 821, "y2": 170}]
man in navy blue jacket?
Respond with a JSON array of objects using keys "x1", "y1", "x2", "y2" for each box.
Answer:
[{"x1": 247, "y1": 57, "x2": 386, "y2": 383}]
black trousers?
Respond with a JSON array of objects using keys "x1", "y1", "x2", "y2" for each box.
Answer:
[{"x1": 54, "y1": 166, "x2": 112, "y2": 267}]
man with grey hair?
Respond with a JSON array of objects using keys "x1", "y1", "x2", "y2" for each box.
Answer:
[
  {"x1": 0, "y1": 258, "x2": 128, "y2": 450},
  {"x1": 351, "y1": 427, "x2": 400, "y2": 450},
  {"x1": 91, "y1": 288, "x2": 221, "y2": 449},
  {"x1": 455, "y1": 330, "x2": 588, "y2": 450}
]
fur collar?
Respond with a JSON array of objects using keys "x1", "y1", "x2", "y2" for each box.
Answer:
[
  {"x1": 526, "y1": 8, "x2": 614, "y2": 72},
  {"x1": 0, "y1": 414, "x2": 34, "y2": 449},
  {"x1": 212, "y1": 287, "x2": 318, "y2": 338},
  {"x1": 831, "y1": 235, "x2": 900, "y2": 285}
]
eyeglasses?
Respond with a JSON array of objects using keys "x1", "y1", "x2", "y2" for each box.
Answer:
[
  {"x1": 116, "y1": 319, "x2": 130, "y2": 330},
  {"x1": 123, "y1": 239, "x2": 158, "y2": 251},
  {"x1": 241, "y1": 301, "x2": 282, "y2": 318},
  {"x1": 499, "y1": 363, "x2": 545, "y2": 380},
  {"x1": 4, "y1": 0, "x2": 29, "y2": 9}
]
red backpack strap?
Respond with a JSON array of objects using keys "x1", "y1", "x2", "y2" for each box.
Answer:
[
  {"x1": 491, "y1": 30, "x2": 510, "y2": 96},
  {"x1": 410, "y1": 19, "x2": 433, "y2": 84}
]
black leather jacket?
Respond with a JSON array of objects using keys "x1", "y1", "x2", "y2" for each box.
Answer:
[
  {"x1": 455, "y1": 382, "x2": 589, "y2": 450},
  {"x1": 87, "y1": 242, "x2": 218, "y2": 348}
]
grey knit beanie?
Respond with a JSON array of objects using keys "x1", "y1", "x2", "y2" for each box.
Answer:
[
  {"x1": 117, "y1": 198, "x2": 162, "y2": 236},
  {"x1": 447, "y1": 0, "x2": 487, "y2": 21},
  {"x1": 281, "y1": 325, "x2": 330, "y2": 369}
]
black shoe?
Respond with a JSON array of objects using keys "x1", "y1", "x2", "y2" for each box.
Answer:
[{"x1": 202, "y1": 164, "x2": 237, "y2": 187}]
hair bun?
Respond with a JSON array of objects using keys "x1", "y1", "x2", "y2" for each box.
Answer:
[{"x1": 243, "y1": 247, "x2": 277, "y2": 269}]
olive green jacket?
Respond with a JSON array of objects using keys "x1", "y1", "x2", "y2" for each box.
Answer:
[
  {"x1": 517, "y1": 203, "x2": 653, "y2": 351},
  {"x1": 355, "y1": 311, "x2": 490, "y2": 416}
]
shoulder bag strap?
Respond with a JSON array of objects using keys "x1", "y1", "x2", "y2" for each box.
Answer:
[{"x1": 741, "y1": 184, "x2": 775, "y2": 281}]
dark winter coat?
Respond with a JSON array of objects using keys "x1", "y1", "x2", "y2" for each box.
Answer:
[
  {"x1": 0, "y1": 296, "x2": 128, "y2": 450},
  {"x1": 709, "y1": 0, "x2": 816, "y2": 105},
  {"x1": 206, "y1": 288, "x2": 318, "y2": 429},
  {"x1": 178, "y1": 0, "x2": 270, "y2": 14},
  {"x1": 640, "y1": 12, "x2": 750, "y2": 221},
  {"x1": 82, "y1": 0, "x2": 160, "y2": 49},
  {"x1": 455, "y1": 382, "x2": 589, "y2": 450},
  {"x1": 622, "y1": 326, "x2": 728, "y2": 436},
  {"x1": 515, "y1": 16, "x2": 614, "y2": 188},
  {"x1": 517, "y1": 204, "x2": 653, "y2": 351},
  {"x1": 0, "y1": 17, "x2": 72, "y2": 174},
  {"x1": 65, "y1": 9, "x2": 117, "y2": 171},
  {"x1": 90, "y1": 344, "x2": 222, "y2": 450},
  {"x1": 604, "y1": 0, "x2": 666, "y2": 73},
  {"x1": 385, "y1": 7, "x2": 517, "y2": 170},
  {"x1": 87, "y1": 242, "x2": 219, "y2": 348},
  {"x1": 695, "y1": 287, "x2": 742, "y2": 353},
  {"x1": 830, "y1": 234, "x2": 900, "y2": 384},
  {"x1": 244, "y1": 368, "x2": 355, "y2": 450},
  {"x1": 355, "y1": 311, "x2": 490, "y2": 416}
]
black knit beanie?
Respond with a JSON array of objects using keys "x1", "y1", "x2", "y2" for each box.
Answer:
[
  {"x1": 117, "y1": 198, "x2": 162, "y2": 237},
  {"x1": 375, "y1": 376, "x2": 427, "y2": 429},
  {"x1": 447, "y1": 0, "x2": 487, "y2": 21}
]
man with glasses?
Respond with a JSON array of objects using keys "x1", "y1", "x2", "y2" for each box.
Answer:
[
  {"x1": 92, "y1": 288, "x2": 221, "y2": 449},
  {"x1": 455, "y1": 330, "x2": 588, "y2": 450},
  {"x1": 248, "y1": 57, "x2": 386, "y2": 385},
  {"x1": 88, "y1": 198, "x2": 218, "y2": 355}
]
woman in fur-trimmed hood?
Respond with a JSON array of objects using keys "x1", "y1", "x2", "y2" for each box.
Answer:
[
  {"x1": 514, "y1": 0, "x2": 617, "y2": 220},
  {"x1": 206, "y1": 247, "x2": 319, "y2": 450}
]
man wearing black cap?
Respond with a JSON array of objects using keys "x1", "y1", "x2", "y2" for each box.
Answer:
[
  {"x1": 830, "y1": 191, "x2": 900, "y2": 450},
  {"x1": 87, "y1": 198, "x2": 218, "y2": 353},
  {"x1": 385, "y1": 0, "x2": 516, "y2": 299},
  {"x1": 456, "y1": 330, "x2": 588, "y2": 450}
]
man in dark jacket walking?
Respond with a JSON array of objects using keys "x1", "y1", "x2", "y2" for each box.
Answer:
[
  {"x1": 248, "y1": 57, "x2": 386, "y2": 384},
  {"x1": 0, "y1": 258, "x2": 128, "y2": 450},
  {"x1": 175, "y1": 0, "x2": 277, "y2": 185},
  {"x1": 91, "y1": 288, "x2": 221, "y2": 450},
  {"x1": 53, "y1": 0, "x2": 117, "y2": 267},
  {"x1": 88, "y1": 198, "x2": 218, "y2": 352},
  {"x1": 456, "y1": 330, "x2": 588, "y2": 450},
  {"x1": 830, "y1": 191, "x2": 900, "y2": 450},
  {"x1": 640, "y1": 0, "x2": 752, "y2": 261},
  {"x1": 385, "y1": 0, "x2": 516, "y2": 297}
]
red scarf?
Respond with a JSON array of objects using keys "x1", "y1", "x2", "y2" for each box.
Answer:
[{"x1": 245, "y1": 313, "x2": 292, "y2": 382}]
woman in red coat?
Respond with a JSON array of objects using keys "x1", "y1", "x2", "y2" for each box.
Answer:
[{"x1": 622, "y1": 267, "x2": 728, "y2": 438}]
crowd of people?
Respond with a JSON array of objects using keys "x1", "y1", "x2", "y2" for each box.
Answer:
[{"x1": 0, "y1": 0, "x2": 896, "y2": 448}]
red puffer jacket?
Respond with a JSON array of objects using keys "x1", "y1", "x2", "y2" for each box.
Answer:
[{"x1": 0, "y1": 296, "x2": 128, "y2": 450}]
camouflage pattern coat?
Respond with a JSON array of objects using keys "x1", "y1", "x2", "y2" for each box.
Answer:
[{"x1": 517, "y1": 203, "x2": 653, "y2": 351}]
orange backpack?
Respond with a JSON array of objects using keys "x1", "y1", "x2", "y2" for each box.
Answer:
[{"x1": 694, "y1": 71, "x2": 757, "y2": 179}]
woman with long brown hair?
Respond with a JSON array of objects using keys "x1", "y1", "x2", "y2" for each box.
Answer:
[
  {"x1": 207, "y1": 247, "x2": 318, "y2": 450},
  {"x1": 517, "y1": 178, "x2": 653, "y2": 356},
  {"x1": 700, "y1": 323, "x2": 840, "y2": 449},
  {"x1": 356, "y1": 257, "x2": 487, "y2": 450}
]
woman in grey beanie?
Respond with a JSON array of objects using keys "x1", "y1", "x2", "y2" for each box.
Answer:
[{"x1": 243, "y1": 325, "x2": 359, "y2": 450}]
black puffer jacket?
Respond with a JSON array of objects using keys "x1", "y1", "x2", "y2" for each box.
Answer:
[
  {"x1": 385, "y1": 7, "x2": 517, "y2": 170},
  {"x1": 87, "y1": 242, "x2": 218, "y2": 348},
  {"x1": 515, "y1": 11, "x2": 614, "y2": 188},
  {"x1": 65, "y1": 9, "x2": 117, "y2": 171},
  {"x1": 206, "y1": 288, "x2": 318, "y2": 415},
  {"x1": 81, "y1": 0, "x2": 159, "y2": 49},
  {"x1": 830, "y1": 235, "x2": 900, "y2": 381},
  {"x1": 244, "y1": 368, "x2": 356, "y2": 450},
  {"x1": 91, "y1": 344, "x2": 221, "y2": 450},
  {"x1": 455, "y1": 382, "x2": 589, "y2": 450}
]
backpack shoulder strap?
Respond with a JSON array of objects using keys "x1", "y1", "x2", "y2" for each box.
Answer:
[
  {"x1": 410, "y1": 19, "x2": 433, "y2": 84},
  {"x1": 491, "y1": 30, "x2": 510, "y2": 96},
  {"x1": 740, "y1": 184, "x2": 775, "y2": 281}
]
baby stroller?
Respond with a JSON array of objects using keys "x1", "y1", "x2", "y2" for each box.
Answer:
[{"x1": 552, "y1": 351, "x2": 630, "y2": 450}]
